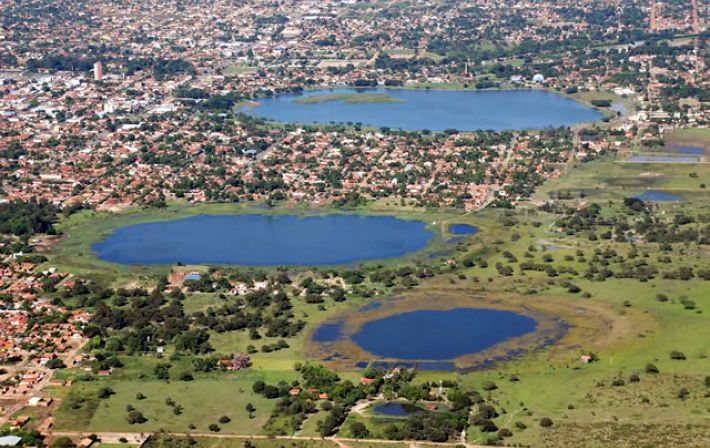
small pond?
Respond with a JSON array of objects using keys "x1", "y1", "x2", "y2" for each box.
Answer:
[
  {"x1": 449, "y1": 224, "x2": 479, "y2": 235},
  {"x1": 666, "y1": 144, "x2": 704, "y2": 155},
  {"x1": 635, "y1": 191, "x2": 681, "y2": 202},
  {"x1": 93, "y1": 214, "x2": 433, "y2": 265},
  {"x1": 627, "y1": 155, "x2": 698, "y2": 163},
  {"x1": 373, "y1": 402, "x2": 426, "y2": 417}
]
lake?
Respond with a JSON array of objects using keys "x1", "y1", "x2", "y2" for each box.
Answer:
[
  {"x1": 350, "y1": 308, "x2": 537, "y2": 360},
  {"x1": 243, "y1": 88, "x2": 604, "y2": 131},
  {"x1": 93, "y1": 214, "x2": 433, "y2": 265}
]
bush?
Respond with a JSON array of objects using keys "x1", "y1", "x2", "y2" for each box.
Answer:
[
  {"x1": 645, "y1": 363, "x2": 659, "y2": 374},
  {"x1": 670, "y1": 351, "x2": 686, "y2": 360},
  {"x1": 678, "y1": 388, "x2": 690, "y2": 399},
  {"x1": 481, "y1": 381, "x2": 498, "y2": 391},
  {"x1": 52, "y1": 437, "x2": 76, "y2": 448},
  {"x1": 218, "y1": 415, "x2": 231, "y2": 424},
  {"x1": 209, "y1": 423, "x2": 221, "y2": 432},
  {"x1": 127, "y1": 410, "x2": 147, "y2": 424},
  {"x1": 515, "y1": 421, "x2": 527, "y2": 430},
  {"x1": 498, "y1": 428, "x2": 513, "y2": 438},
  {"x1": 97, "y1": 387, "x2": 115, "y2": 399},
  {"x1": 539, "y1": 417, "x2": 554, "y2": 428},
  {"x1": 478, "y1": 419, "x2": 498, "y2": 432}
]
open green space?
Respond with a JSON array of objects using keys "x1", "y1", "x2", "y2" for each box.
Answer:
[{"x1": 293, "y1": 93, "x2": 403, "y2": 105}]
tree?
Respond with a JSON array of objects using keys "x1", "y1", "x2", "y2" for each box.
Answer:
[
  {"x1": 539, "y1": 417, "x2": 554, "y2": 428},
  {"x1": 52, "y1": 437, "x2": 76, "y2": 448},
  {"x1": 127, "y1": 410, "x2": 147, "y2": 424},
  {"x1": 97, "y1": 387, "x2": 115, "y2": 399},
  {"x1": 46, "y1": 358, "x2": 67, "y2": 369},
  {"x1": 350, "y1": 421, "x2": 370, "y2": 439},
  {"x1": 219, "y1": 416, "x2": 231, "y2": 424},
  {"x1": 154, "y1": 363, "x2": 171, "y2": 379}
]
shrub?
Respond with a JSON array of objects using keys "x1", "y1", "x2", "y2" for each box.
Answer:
[
  {"x1": 669, "y1": 351, "x2": 686, "y2": 360},
  {"x1": 515, "y1": 421, "x2": 527, "y2": 430},
  {"x1": 127, "y1": 410, "x2": 147, "y2": 424},
  {"x1": 481, "y1": 381, "x2": 498, "y2": 391},
  {"x1": 678, "y1": 388, "x2": 690, "y2": 399},
  {"x1": 97, "y1": 387, "x2": 114, "y2": 399},
  {"x1": 645, "y1": 363, "x2": 659, "y2": 373},
  {"x1": 52, "y1": 437, "x2": 76, "y2": 448},
  {"x1": 218, "y1": 415, "x2": 231, "y2": 424},
  {"x1": 209, "y1": 423, "x2": 220, "y2": 432},
  {"x1": 629, "y1": 374, "x2": 640, "y2": 383},
  {"x1": 478, "y1": 419, "x2": 498, "y2": 432},
  {"x1": 539, "y1": 417, "x2": 554, "y2": 428},
  {"x1": 498, "y1": 428, "x2": 513, "y2": 438}
]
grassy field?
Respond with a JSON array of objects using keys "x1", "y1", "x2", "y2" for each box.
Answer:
[
  {"x1": 44, "y1": 131, "x2": 710, "y2": 446},
  {"x1": 665, "y1": 128, "x2": 710, "y2": 149},
  {"x1": 535, "y1": 151, "x2": 710, "y2": 202},
  {"x1": 293, "y1": 93, "x2": 403, "y2": 105},
  {"x1": 55, "y1": 366, "x2": 297, "y2": 434},
  {"x1": 224, "y1": 65, "x2": 257, "y2": 75}
]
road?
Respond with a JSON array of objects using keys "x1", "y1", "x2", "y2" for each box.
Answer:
[
  {"x1": 48, "y1": 431, "x2": 493, "y2": 448},
  {"x1": 0, "y1": 340, "x2": 86, "y2": 426}
]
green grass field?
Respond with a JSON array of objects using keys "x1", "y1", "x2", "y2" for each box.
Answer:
[{"x1": 293, "y1": 93, "x2": 403, "y2": 105}]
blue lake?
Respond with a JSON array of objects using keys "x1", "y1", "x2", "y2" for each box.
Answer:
[
  {"x1": 636, "y1": 191, "x2": 681, "y2": 202},
  {"x1": 449, "y1": 224, "x2": 479, "y2": 235},
  {"x1": 350, "y1": 308, "x2": 537, "y2": 360},
  {"x1": 93, "y1": 214, "x2": 433, "y2": 265},
  {"x1": 243, "y1": 88, "x2": 604, "y2": 131}
]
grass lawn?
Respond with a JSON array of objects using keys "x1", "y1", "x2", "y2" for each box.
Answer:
[
  {"x1": 665, "y1": 128, "x2": 710, "y2": 149},
  {"x1": 56, "y1": 376, "x2": 283, "y2": 434},
  {"x1": 224, "y1": 65, "x2": 256, "y2": 75}
]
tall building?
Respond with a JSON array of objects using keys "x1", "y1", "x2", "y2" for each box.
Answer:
[{"x1": 93, "y1": 61, "x2": 103, "y2": 81}]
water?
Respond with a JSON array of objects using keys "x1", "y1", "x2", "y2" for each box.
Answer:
[
  {"x1": 449, "y1": 224, "x2": 479, "y2": 235},
  {"x1": 93, "y1": 214, "x2": 433, "y2": 265},
  {"x1": 373, "y1": 403, "x2": 425, "y2": 417},
  {"x1": 242, "y1": 88, "x2": 603, "y2": 131},
  {"x1": 627, "y1": 155, "x2": 698, "y2": 163},
  {"x1": 359, "y1": 302, "x2": 382, "y2": 313},
  {"x1": 636, "y1": 191, "x2": 681, "y2": 202},
  {"x1": 350, "y1": 308, "x2": 537, "y2": 360},
  {"x1": 666, "y1": 144, "x2": 705, "y2": 155},
  {"x1": 313, "y1": 321, "x2": 345, "y2": 342}
]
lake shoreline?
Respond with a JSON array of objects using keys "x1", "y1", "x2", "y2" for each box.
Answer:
[{"x1": 308, "y1": 290, "x2": 579, "y2": 371}]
